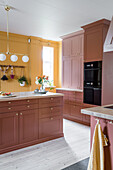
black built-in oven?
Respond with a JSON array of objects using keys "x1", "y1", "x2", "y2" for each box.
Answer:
[{"x1": 84, "y1": 61, "x2": 102, "y2": 106}]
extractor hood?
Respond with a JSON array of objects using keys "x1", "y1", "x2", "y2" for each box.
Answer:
[{"x1": 104, "y1": 17, "x2": 113, "y2": 52}]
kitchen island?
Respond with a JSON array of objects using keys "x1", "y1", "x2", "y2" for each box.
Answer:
[
  {"x1": 81, "y1": 105, "x2": 113, "y2": 170},
  {"x1": 0, "y1": 92, "x2": 64, "y2": 154}
]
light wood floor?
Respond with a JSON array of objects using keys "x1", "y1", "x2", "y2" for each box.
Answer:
[{"x1": 0, "y1": 119, "x2": 90, "y2": 170}]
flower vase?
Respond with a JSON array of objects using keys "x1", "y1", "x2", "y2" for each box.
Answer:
[{"x1": 40, "y1": 83, "x2": 45, "y2": 92}]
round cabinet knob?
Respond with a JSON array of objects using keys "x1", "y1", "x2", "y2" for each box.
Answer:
[
  {"x1": 27, "y1": 100, "x2": 30, "y2": 103},
  {"x1": 8, "y1": 108, "x2": 11, "y2": 110},
  {"x1": 51, "y1": 98, "x2": 53, "y2": 101},
  {"x1": 51, "y1": 108, "x2": 53, "y2": 111},
  {"x1": 20, "y1": 113, "x2": 23, "y2": 115},
  {"x1": 16, "y1": 113, "x2": 18, "y2": 116},
  {"x1": 50, "y1": 117, "x2": 53, "y2": 120},
  {"x1": 27, "y1": 106, "x2": 30, "y2": 108},
  {"x1": 8, "y1": 102, "x2": 11, "y2": 104}
]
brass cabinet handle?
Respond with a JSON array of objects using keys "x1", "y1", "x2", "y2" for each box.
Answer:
[
  {"x1": 16, "y1": 113, "x2": 18, "y2": 116},
  {"x1": 27, "y1": 100, "x2": 30, "y2": 103},
  {"x1": 20, "y1": 113, "x2": 23, "y2": 115},
  {"x1": 8, "y1": 108, "x2": 11, "y2": 110},
  {"x1": 27, "y1": 106, "x2": 30, "y2": 108},
  {"x1": 50, "y1": 117, "x2": 53, "y2": 120},
  {"x1": 8, "y1": 102, "x2": 11, "y2": 104}
]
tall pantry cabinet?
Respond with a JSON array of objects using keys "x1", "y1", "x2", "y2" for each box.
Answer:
[{"x1": 62, "y1": 30, "x2": 84, "y2": 90}]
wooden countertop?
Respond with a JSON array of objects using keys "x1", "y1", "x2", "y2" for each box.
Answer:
[
  {"x1": 81, "y1": 104, "x2": 113, "y2": 120},
  {"x1": 0, "y1": 92, "x2": 64, "y2": 102}
]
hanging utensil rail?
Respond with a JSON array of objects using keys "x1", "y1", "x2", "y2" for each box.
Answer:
[{"x1": 0, "y1": 65, "x2": 25, "y2": 68}]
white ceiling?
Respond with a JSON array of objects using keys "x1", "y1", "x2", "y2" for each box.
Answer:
[{"x1": 0, "y1": 0, "x2": 113, "y2": 41}]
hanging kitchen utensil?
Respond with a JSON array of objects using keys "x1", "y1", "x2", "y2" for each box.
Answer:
[
  {"x1": 1, "y1": 66, "x2": 9, "y2": 81},
  {"x1": 10, "y1": 66, "x2": 15, "y2": 79}
]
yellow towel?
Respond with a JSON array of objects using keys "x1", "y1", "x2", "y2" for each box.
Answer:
[{"x1": 88, "y1": 120, "x2": 108, "y2": 170}]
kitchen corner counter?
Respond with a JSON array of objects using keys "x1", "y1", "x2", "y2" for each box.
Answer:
[
  {"x1": 81, "y1": 104, "x2": 113, "y2": 120},
  {"x1": 0, "y1": 91, "x2": 64, "y2": 102},
  {"x1": 56, "y1": 88, "x2": 83, "y2": 92}
]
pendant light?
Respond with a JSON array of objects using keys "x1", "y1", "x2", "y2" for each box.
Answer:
[{"x1": 0, "y1": 5, "x2": 29, "y2": 63}]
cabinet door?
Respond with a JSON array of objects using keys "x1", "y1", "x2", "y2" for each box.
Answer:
[
  {"x1": 70, "y1": 104, "x2": 82, "y2": 121},
  {"x1": 63, "y1": 103, "x2": 71, "y2": 116},
  {"x1": 84, "y1": 28, "x2": 103, "y2": 62},
  {"x1": 39, "y1": 116, "x2": 63, "y2": 139},
  {"x1": 0, "y1": 112, "x2": 18, "y2": 149},
  {"x1": 71, "y1": 34, "x2": 84, "y2": 57},
  {"x1": 71, "y1": 57, "x2": 79, "y2": 89},
  {"x1": 62, "y1": 38, "x2": 71, "y2": 57},
  {"x1": 19, "y1": 109, "x2": 39, "y2": 144},
  {"x1": 62, "y1": 58, "x2": 71, "y2": 88}
]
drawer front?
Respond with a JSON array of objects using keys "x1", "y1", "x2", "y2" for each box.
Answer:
[
  {"x1": 0, "y1": 104, "x2": 39, "y2": 113},
  {"x1": 0, "y1": 99, "x2": 39, "y2": 108},
  {"x1": 39, "y1": 106, "x2": 63, "y2": 119},
  {"x1": 39, "y1": 116, "x2": 63, "y2": 139},
  {"x1": 39, "y1": 97, "x2": 63, "y2": 108},
  {"x1": 70, "y1": 104, "x2": 82, "y2": 121}
]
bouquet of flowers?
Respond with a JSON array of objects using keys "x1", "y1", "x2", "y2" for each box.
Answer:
[{"x1": 35, "y1": 75, "x2": 49, "y2": 91}]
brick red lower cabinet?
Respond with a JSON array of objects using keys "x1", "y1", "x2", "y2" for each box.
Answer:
[
  {"x1": 91, "y1": 116, "x2": 113, "y2": 170},
  {"x1": 39, "y1": 116, "x2": 63, "y2": 139},
  {"x1": 56, "y1": 89, "x2": 96, "y2": 125},
  {"x1": 0, "y1": 97, "x2": 63, "y2": 154},
  {"x1": 19, "y1": 109, "x2": 39, "y2": 144},
  {"x1": 0, "y1": 112, "x2": 18, "y2": 150}
]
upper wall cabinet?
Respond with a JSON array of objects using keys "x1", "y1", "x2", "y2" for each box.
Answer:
[
  {"x1": 61, "y1": 30, "x2": 84, "y2": 90},
  {"x1": 62, "y1": 38, "x2": 71, "y2": 57},
  {"x1": 71, "y1": 34, "x2": 84, "y2": 57},
  {"x1": 62, "y1": 31, "x2": 84, "y2": 58},
  {"x1": 81, "y1": 19, "x2": 110, "y2": 62}
]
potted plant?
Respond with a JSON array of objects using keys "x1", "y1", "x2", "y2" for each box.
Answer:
[{"x1": 18, "y1": 76, "x2": 28, "y2": 87}]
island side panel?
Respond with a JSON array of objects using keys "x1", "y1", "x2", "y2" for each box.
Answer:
[{"x1": 91, "y1": 116, "x2": 113, "y2": 170}]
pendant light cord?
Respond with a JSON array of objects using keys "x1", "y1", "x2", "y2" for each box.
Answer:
[{"x1": 7, "y1": 10, "x2": 9, "y2": 54}]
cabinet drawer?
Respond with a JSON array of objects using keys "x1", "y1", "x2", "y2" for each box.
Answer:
[
  {"x1": 0, "y1": 104, "x2": 39, "y2": 113},
  {"x1": 39, "y1": 97, "x2": 63, "y2": 108},
  {"x1": 39, "y1": 116, "x2": 63, "y2": 139},
  {"x1": 0, "y1": 99, "x2": 39, "y2": 108},
  {"x1": 39, "y1": 106, "x2": 63, "y2": 119},
  {"x1": 70, "y1": 104, "x2": 82, "y2": 121}
]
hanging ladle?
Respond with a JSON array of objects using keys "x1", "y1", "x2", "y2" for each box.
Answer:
[{"x1": 10, "y1": 66, "x2": 15, "y2": 79}]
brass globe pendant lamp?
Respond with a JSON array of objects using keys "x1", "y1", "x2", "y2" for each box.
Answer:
[{"x1": 0, "y1": 5, "x2": 29, "y2": 63}]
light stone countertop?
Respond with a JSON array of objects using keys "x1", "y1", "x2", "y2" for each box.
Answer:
[
  {"x1": 56, "y1": 88, "x2": 83, "y2": 92},
  {"x1": 81, "y1": 104, "x2": 113, "y2": 121},
  {"x1": 0, "y1": 91, "x2": 64, "y2": 102}
]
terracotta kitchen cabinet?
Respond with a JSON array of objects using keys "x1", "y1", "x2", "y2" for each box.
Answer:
[
  {"x1": 62, "y1": 58, "x2": 71, "y2": 88},
  {"x1": 39, "y1": 116, "x2": 63, "y2": 139},
  {"x1": 0, "y1": 95, "x2": 63, "y2": 154},
  {"x1": 19, "y1": 109, "x2": 39, "y2": 144},
  {"x1": 62, "y1": 38, "x2": 71, "y2": 57},
  {"x1": 70, "y1": 104, "x2": 83, "y2": 121},
  {"x1": 62, "y1": 30, "x2": 84, "y2": 90},
  {"x1": 81, "y1": 19, "x2": 110, "y2": 62},
  {"x1": 71, "y1": 34, "x2": 84, "y2": 57},
  {"x1": 56, "y1": 89, "x2": 96, "y2": 126},
  {"x1": 0, "y1": 112, "x2": 18, "y2": 149}
]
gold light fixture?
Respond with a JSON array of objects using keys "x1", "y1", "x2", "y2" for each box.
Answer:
[{"x1": 0, "y1": 5, "x2": 29, "y2": 62}]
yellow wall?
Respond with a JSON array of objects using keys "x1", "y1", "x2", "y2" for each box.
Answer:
[{"x1": 0, "y1": 31, "x2": 61, "y2": 92}]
